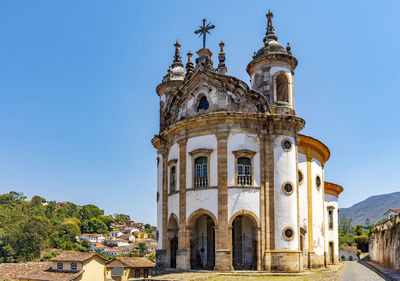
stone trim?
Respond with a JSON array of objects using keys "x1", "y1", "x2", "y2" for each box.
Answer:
[
  {"x1": 324, "y1": 181, "x2": 343, "y2": 197},
  {"x1": 186, "y1": 208, "x2": 218, "y2": 227},
  {"x1": 228, "y1": 209, "x2": 261, "y2": 228},
  {"x1": 283, "y1": 226, "x2": 295, "y2": 241},
  {"x1": 167, "y1": 159, "x2": 178, "y2": 166},
  {"x1": 232, "y1": 149, "x2": 256, "y2": 187},
  {"x1": 168, "y1": 190, "x2": 179, "y2": 196},
  {"x1": 186, "y1": 186, "x2": 218, "y2": 191},
  {"x1": 281, "y1": 138, "x2": 293, "y2": 152},
  {"x1": 281, "y1": 181, "x2": 294, "y2": 195},
  {"x1": 227, "y1": 186, "x2": 261, "y2": 190},
  {"x1": 298, "y1": 134, "x2": 330, "y2": 165},
  {"x1": 188, "y1": 148, "x2": 213, "y2": 188}
]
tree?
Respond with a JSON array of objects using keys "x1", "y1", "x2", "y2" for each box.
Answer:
[
  {"x1": 134, "y1": 242, "x2": 148, "y2": 256},
  {"x1": 31, "y1": 195, "x2": 46, "y2": 206},
  {"x1": 114, "y1": 213, "x2": 130, "y2": 223},
  {"x1": 98, "y1": 215, "x2": 115, "y2": 231},
  {"x1": 81, "y1": 218, "x2": 108, "y2": 234},
  {"x1": 339, "y1": 217, "x2": 356, "y2": 247},
  {"x1": 79, "y1": 205, "x2": 103, "y2": 221}
]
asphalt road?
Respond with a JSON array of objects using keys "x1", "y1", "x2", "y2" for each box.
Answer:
[{"x1": 337, "y1": 261, "x2": 388, "y2": 281}]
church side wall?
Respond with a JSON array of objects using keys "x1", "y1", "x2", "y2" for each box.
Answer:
[
  {"x1": 157, "y1": 153, "x2": 163, "y2": 250},
  {"x1": 311, "y1": 160, "x2": 324, "y2": 259},
  {"x1": 227, "y1": 132, "x2": 260, "y2": 223},
  {"x1": 167, "y1": 143, "x2": 180, "y2": 222},
  {"x1": 274, "y1": 135, "x2": 298, "y2": 250},
  {"x1": 298, "y1": 153, "x2": 309, "y2": 255},
  {"x1": 324, "y1": 194, "x2": 339, "y2": 264}
]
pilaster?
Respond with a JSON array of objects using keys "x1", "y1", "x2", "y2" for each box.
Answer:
[
  {"x1": 258, "y1": 134, "x2": 266, "y2": 270},
  {"x1": 306, "y1": 156, "x2": 314, "y2": 267},
  {"x1": 215, "y1": 131, "x2": 232, "y2": 271},
  {"x1": 177, "y1": 138, "x2": 190, "y2": 269}
]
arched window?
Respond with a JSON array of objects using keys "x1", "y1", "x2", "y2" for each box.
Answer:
[
  {"x1": 194, "y1": 156, "x2": 208, "y2": 187},
  {"x1": 237, "y1": 157, "x2": 252, "y2": 186},
  {"x1": 170, "y1": 166, "x2": 176, "y2": 192},
  {"x1": 197, "y1": 96, "x2": 209, "y2": 111},
  {"x1": 276, "y1": 73, "x2": 289, "y2": 102},
  {"x1": 328, "y1": 208, "x2": 333, "y2": 229}
]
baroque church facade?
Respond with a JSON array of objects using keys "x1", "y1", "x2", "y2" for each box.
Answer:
[{"x1": 152, "y1": 11, "x2": 343, "y2": 272}]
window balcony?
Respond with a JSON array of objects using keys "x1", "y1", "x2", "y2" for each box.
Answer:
[
  {"x1": 237, "y1": 175, "x2": 252, "y2": 186},
  {"x1": 194, "y1": 177, "x2": 208, "y2": 187}
]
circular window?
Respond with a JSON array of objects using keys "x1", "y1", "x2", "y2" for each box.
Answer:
[
  {"x1": 283, "y1": 226, "x2": 295, "y2": 241},
  {"x1": 298, "y1": 170, "x2": 304, "y2": 184},
  {"x1": 316, "y1": 176, "x2": 321, "y2": 190},
  {"x1": 282, "y1": 181, "x2": 294, "y2": 195},
  {"x1": 281, "y1": 139, "x2": 292, "y2": 152}
]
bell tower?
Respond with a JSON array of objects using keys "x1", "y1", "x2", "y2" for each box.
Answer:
[{"x1": 246, "y1": 10, "x2": 298, "y2": 115}]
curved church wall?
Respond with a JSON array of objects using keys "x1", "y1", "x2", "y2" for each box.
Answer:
[
  {"x1": 228, "y1": 189, "x2": 260, "y2": 223},
  {"x1": 274, "y1": 135, "x2": 298, "y2": 250},
  {"x1": 157, "y1": 153, "x2": 163, "y2": 249},
  {"x1": 186, "y1": 189, "x2": 218, "y2": 222},
  {"x1": 298, "y1": 152, "x2": 309, "y2": 254},
  {"x1": 311, "y1": 159, "x2": 324, "y2": 256}
]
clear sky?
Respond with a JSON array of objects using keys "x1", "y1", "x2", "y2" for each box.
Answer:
[{"x1": 0, "y1": 1, "x2": 399, "y2": 225}]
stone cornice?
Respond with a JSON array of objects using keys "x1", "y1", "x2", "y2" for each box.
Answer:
[
  {"x1": 298, "y1": 134, "x2": 330, "y2": 165},
  {"x1": 324, "y1": 181, "x2": 343, "y2": 198}
]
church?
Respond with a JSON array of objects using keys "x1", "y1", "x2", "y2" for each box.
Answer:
[{"x1": 151, "y1": 11, "x2": 343, "y2": 272}]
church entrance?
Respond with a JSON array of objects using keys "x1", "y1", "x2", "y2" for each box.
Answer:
[
  {"x1": 328, "y1": 242, "x2": 334, "y2": 264},
  {"x1": 167, "y1": 215, "x2": 179, "y2": 268},
  {"x1": 190, "y1": 214, "x2": 215, "y2": 269},
  {"x1": 232, "y1": 215, "x2": 257, "y2": 270}
]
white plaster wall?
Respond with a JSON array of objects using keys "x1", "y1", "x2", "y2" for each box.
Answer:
[
  {"x1": 168, "y1": 193, "x2": 179, "y2": 224},
  {"x1": 168, "y1": 143, "x2": 180, "y2": 192},
  {"x1": 227, "y1": 131, "x2": 260, "y2": 187},
  {"x1": 186, "y1": 135, "x2": 218, "y2": 188},
  {"x1": 311, "y1": 159, "x2": 324, "y2": 256},
  {"x1": 186, "y1": 189, "x2": 218, "y2": 222},
  {"x1": 325, "y1": 194, "x2": 339, "y2": 257},
  {"x1": 298, "y1": 152, "x2": 309, "y2": 253},
  {"x1": 274, "y1": 135, "x2": 298, "y2": 250},
  {"x1": 157, "y1": 153, "x2": 163, "y2": 249},
  {"x1": 228, "y1": 189, "x2": 260, "y2": 223}
]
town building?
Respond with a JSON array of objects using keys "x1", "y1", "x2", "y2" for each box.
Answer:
[
  {"x1": 339, "y1": 246, "x2": 358, "y2": 261},
  {"x1": 106, "y1": 257, "x2": 155, "y2": 280},
  {"x1": 152, "y1": 11, "x2": 343, "y2": 272},
  {"x1": 384, "y1": 208, "x2": 400, "y2": 220},
  {"x1": 79, "y1": 233, "x2": 105, "y2": 243}
]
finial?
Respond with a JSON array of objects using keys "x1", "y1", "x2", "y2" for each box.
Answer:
[
  {"x1": 263, "y1": 9, "x2": 278, "y2": 44},
  {"x1": 286, "y1": 42, "x2": 292, "y2": 54},
  {"x1": 253, "y1": 51, "x2": 256, "y2": 58},
  {"x1": 219, "y1": 41, "x2": 225, "y2": 53},
  {"x1": 194, "y1": 18, "x2": 215, "y2": 49},
  {"x1": 186, "y1": 51, "x2": 194, "y2": 75},
  {"x1": 172, "y1": 41, "x2": 183, "y2": 68}
]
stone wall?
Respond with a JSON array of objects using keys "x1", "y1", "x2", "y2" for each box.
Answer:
[{"x1": 369, "y1": 215, "x2": 400, "y2": 272}]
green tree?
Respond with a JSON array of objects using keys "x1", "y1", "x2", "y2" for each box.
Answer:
[
  {"x1": 114, "y1": 213, "x2": 130, "y2": 223},
  {"x1": 134, "y1": 242, "x2": 148, "y2": 256},
  {"x1": 98, "y1": 215, "x2": 115, "y2": 231},
  {"x1": 79, "y1": 205, "x2": 103, "y2": 221},
  {"x1": 81, "y1": 218, "x2": 108, "y2": 234}
]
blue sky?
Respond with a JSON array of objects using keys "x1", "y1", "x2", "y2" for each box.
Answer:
[{"x1": 0, "y1": 1, "x2": 399, "y2": 224}]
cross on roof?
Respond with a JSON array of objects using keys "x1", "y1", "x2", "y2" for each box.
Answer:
[{"x1": 194, "y1": 18, "x2": 215, "y2": 49}]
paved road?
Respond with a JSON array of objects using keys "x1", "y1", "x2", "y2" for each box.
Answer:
[{"x1": 338, "y1": 261, "x2": 388, "y2": 281}]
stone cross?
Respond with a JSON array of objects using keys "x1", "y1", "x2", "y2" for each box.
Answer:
[{"x1": 194, "y1": 18, "x2": 215, "y2": 49}]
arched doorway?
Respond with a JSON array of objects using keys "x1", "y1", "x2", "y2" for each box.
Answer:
[
  {"x1": 167, "y1": 215, "x2": 179, "y2": 268},
  {"x1": 328, "y1": 242, "x2": 334, "y2": 264},
  {"x1": 189, "y1": 214, "x2": 215, "y2": 269},
  {"x1": 231, "y1": 214, "x2": 258, "y2": 270}
]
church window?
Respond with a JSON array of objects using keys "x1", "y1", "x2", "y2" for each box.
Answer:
[
  {"x1": 283, "y1": 226, "x2": 295, "y2": 241},
  {"x1": 237, "y1": 157, "x2": 252, "y2": 186},
  {"x1": 197, "y1": 96, "x2": 209, "y2": 111},
  {"x1": 276, "y1": 73, "x2": 289, "y2": 102},
  {"x1": 316, "y1": 176, "x2": 321, "y2": 190},
  {"x1": 298, "y1": 170, "x2": 304, "y2": 184},
  {"x1": 328, "y1": 208, "x2": 334, "y2": 230},
  {"x1": 281, "y1": 138, "x2": 292, "y2": 152},
  {"x1": 194, "y1": 156, "x2": 208, "y2": 187},
  {"x1": 282, "y1": 181, "x2": 294, "y2": 195},
  {"x1": 170, "y1": 166, "x2": 176, "y2": 192}
]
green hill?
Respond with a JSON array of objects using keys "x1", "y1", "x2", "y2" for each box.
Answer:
[{"x1": 339, "y1": 191, "x2": 400, "y2": 225}]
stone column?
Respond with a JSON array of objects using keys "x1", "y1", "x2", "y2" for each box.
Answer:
[
  {"x1": 215, "y1": 131, "x2": 232, "y2": 271},
  {"x1": 176, "y1": 138, "x2": 190, "y2": 270},
  {"x1": 258, "y1": 134, "x2": 266, "y2": 270},
  {"x1": 264, "y1": 135, "x2": 275, "y2": 271},
  {"x1": 156, "y1": 147, "x2": 168, "y2": 268}
]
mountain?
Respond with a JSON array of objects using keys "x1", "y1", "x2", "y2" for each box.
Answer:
[{"x1": 339, "y1": 192, "x2": 400, "y2": 225}]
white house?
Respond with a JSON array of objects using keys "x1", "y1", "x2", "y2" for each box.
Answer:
[
  {"x1": 109, "y1": 231, "x2": 124, "y2": 238},
  {"x1": 339, "y1": 246, "x2": 358, "y2": 261},
  {"x1": 384, "y1": 209, "x2": 400, "y2": 220},
  {"x1": 108, "y1": 238, "x2": 129, "y2": 247},
  {"x1": 79, "y1": 233, "x2": 105, "y2": 243},
  {"x1": 104, "y1": 247, "x2": 127, "y2": 256}
]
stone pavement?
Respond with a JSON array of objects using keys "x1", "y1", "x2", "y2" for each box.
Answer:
[{"x1": 365, "y1": 261, "x2": 400, "y2": 281}]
